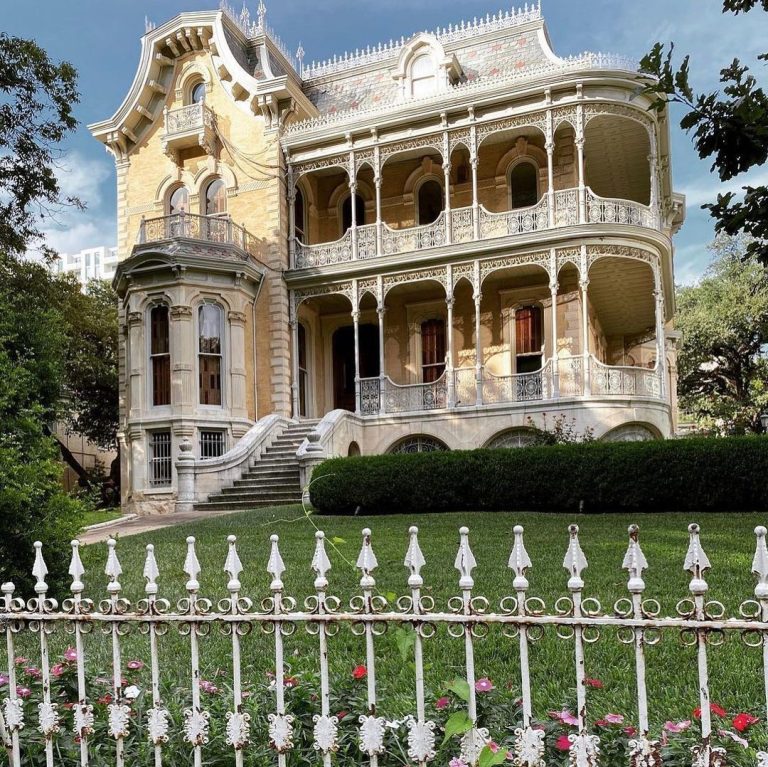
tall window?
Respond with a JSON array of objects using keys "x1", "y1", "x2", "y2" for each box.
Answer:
[
  {"x1": 417, "y1": 179, "x2": 443, "y2": 225},
  {"x1": 298, "y1": 322, "x2": 308, "y2": 417},
  {"x1": 148, "y1": 431, "x2": 172, "y2": 487},
  {"x1": 205, "y1": 178, "x2": 227, "y2": 216},
  {"x1": 198, "y1": 303, "x2": 223, "y2": 406},
  {"x1": 421, "y1": 318, "x2": 446, "y2": 383},
  {"x1": 168, "y1": 186, "x2": 189, "y2": 215},
  {"x1": 150, "y1": 305, "x2": 171, "y2": 406},
  {"x1": 191, "y1": 81, "x2": 206, "y2": 104},
  {"x1": 294, "y1": 187, "x2": 306, "y2": 243},
  {"x1": 341, "y1": 194, "x2": 365, "y2": 235},
  {"x1": 515, "y1": 305, "x2": 543, "y2": 373},
  {"x1": 509, "y1": 162, "x2": 538, "y2": 209},
  {"x1": 410, "y1": 52, "x2": 437, "y2": 97}
]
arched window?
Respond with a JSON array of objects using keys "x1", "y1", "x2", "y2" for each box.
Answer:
[
  {"x1": 190, "y1": 81, "x2": 206, "y2": 105},
  {"x1": 168, "y1": 186, "x2": 189, "y2": 216},
  {"x1": 421, "y1": 318, "x2": 446, "y2": 383},
  {"x1": 410, "y1": 52, "x2": 437, "y2": 97},
  {"x1": 509, "y1": 161, "x2": 539, "y2": 209},
  {"x1": 204, "y1": 178, "x2": 227, "y2": 216},
  {"x1": 515, "y1": 305, "x2": 543, "y2": 373},
  {"x1": 388, "y1": 435, "x2": 448, "y2": 454},
  {"x1": 298, "y1": 322, "x2": 308, "y2": 417},
  {"x1": 417, "y1": 179, "x2": 443, "y2": 225},
  {"x1": 198, "y1": 303, "x2": 223, "y2": 406},
  {"x1": 149, "y1": 305, "x2": 170, "y2": 406},
  {"x1": 341, "y1": 193, "x2": 365, "y2": 235},
  {"x1": 294, "y1": 186, "x2": 306, "y2": 243}
]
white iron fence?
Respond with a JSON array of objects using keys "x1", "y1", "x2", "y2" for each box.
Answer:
[{"x1": 2, "y1": 524, "x2": 768, "y2": 766}]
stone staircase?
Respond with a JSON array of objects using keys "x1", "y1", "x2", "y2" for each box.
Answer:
[{"x1": 194, "y1": 420, "x2": 319, "y2": 512}]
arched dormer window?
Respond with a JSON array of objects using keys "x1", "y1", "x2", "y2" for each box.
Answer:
[
  {"x1": 394, "y1": 34, "x2": 462, "y2": 101},
  {"x1": 341, "y1": 193, "x2": 365, "y2": 236},
  {"x1": 417, "y1": 179, "x2": 443, "y2": 225},
  {"x1": 508, "y1": 161, "x2": 539, "y2": 209},
  {"x1": 410, "y1": 52, "x2": 437, "y2": 97},
  {"x1": 204, "y1": 178, "x2": 227, "y2": 216}
]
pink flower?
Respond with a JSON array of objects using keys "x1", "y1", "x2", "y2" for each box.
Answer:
[
  {"x1": 51, "y1": 664, "x2": 64, "y2": 677},
  {"x1": 126, "y1": 660, "x2": 144, "y2": 671},
  {"x1": 664, "y1": 720, "x2": 691, "y2": 733},
  {"x1": 24, "y1": 667, "x2": 41, "y2": 679},
  {"x1": 488, "y1": 741, "x2": 500, "y2": 753},
  {"x1": 16, "y1": 686, "x2": 31, "y2": 699},
  {"x1": 63, "y1": 648, "x2": 78, "y2": 663},
  {"x1": 549, "y1": 710, "x2": 579, "y2": 727},
  {"x1": 623, "y1": 726, "x2": 638, "y2": 737},
  {"x1": 435, "y1": 696, "x2": 450, "y2": 710},
  {"x1": 584, "y1": 677, "x2": 604, "y2": 688},
  {"x1": 449, "y1": 759, "x2": 469, "y2": 767},
  {"x1": 555, "y1": 735, "x2": 571, "y2": 751},
  {"x1": 14, "y1": 657, "x2": 29, "y2": 665},
  {"x1": 604, "y1": 714, "x2": 624, "y2": 725},
  {"x1": 719, "y1": 729, "x2": 748, "y2": 748},
  {"x1": 475, "y1": 678, "x2": 494, "y2": 693},
  {"x1": 199, "y1": 680, "x2": 219, "y2": 695},
  {"x1": 595, "y1": 720, "x2": 609, "y2": 727},
  {"x1": 0, "y1": 674, "x2": 8, "y2": 687}
]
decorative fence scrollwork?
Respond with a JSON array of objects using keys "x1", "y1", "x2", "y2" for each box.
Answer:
[
  {"x1": 360, "y1": 376, "x2": 381, "y2": 415},
  {"x1": 2, "y1": 523, "x2": 768, "y2": 765},
  {"x1": 381, "y1": 374, "x2": 448, "y2": 414},
  {"x1": 481, "y1": 361, "x2": 553, "y2": 405},
  {"x1": 590, "y1": 357, "x2": 661, "y2": 398},
  {"x1": 479, "y1": 198, "x2": 549, "y2": 239}
]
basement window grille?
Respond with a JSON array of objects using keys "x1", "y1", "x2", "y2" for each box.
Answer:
[
  {"x1": 148, "y1": 431, "x2": 172, "y2": 487},
  {"x1": 199, "y1": 430, "x2": 226, "y2": 459}
]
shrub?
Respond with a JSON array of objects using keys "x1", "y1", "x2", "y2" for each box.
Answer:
[{"x1": 309, "y1": 437, "x2": 768, "y2": 515}]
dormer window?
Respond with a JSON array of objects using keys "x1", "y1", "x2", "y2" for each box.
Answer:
[
  {"x1": 393, "y1": 34, "x2": 462, "y2": 101},
  {"x1": 410, "y1": 52, "x2": 437, "y2": 98}
]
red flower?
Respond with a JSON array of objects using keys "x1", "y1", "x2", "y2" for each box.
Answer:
[
  {"x1": 435, "y1": 696, "x2": 450, "y2": 710},
  {"x1": 733, "y1": 713, "x2": 759, "y2": 732},
  {"x1": 97, "y1": 694, "x2": 112, "y2": 705},
  {"x1": 555, "y1": 735, "x2": 571, "y2": 751},
  {"x1": 623, "y1": 726, "x2": 638, "y2": 737},
  {"x1": 284, "y1": 676, "x2": 299, "y2": 688},
  {"x1": 337, "y1": 711, "x2": 348, "y2": 720},
  {"x1": 584, "y1": 678, "x2": 604, "y2": 689},
  {"x1": 694, "y1": 703, "x2": 726, "y2": 719},
  {"x1": 352, "y1": 665, "x2": 367, "y2": 680}
]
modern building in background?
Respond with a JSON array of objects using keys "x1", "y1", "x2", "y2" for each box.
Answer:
[
  {"x1": 52, "y1": 245, "x2": 119, "y2": 286},
  {"x1": 90, "y1": 1, "x2": 685, "y2": 515}
]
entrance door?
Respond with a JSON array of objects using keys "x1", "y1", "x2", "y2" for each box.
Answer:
[{"x1": 332, "y1": 324, "x2": 380, "y2": 411}]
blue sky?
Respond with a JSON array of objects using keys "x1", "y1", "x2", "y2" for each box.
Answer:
[{"x1": 5, "y1": 0, "x2": 767, "y2": 282}]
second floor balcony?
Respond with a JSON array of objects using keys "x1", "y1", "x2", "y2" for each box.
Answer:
[{"x1": 162, "y1": 102, "x2": 216, "y2": 162}]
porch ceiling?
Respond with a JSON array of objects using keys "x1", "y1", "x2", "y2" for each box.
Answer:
[{"x1": 588, "y1": 257, "x2": 655, "y2": 337}]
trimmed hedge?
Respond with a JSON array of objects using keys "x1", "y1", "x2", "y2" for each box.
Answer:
[{"x1": 309, "y1": 437, "x2": 768, "y2": 515}]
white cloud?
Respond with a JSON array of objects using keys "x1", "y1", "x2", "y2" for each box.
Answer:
[
  {"x1": 53, "y1": 152, "x2": 112, "y2": 210},
  {"x1": 680, "y1": 167, "x2": 768, "y2": 208},
  {"x1": 674, "y1": 241, "x2": 711, "y2": 286}
]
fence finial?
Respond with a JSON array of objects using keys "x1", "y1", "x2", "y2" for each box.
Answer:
[
  {"x1": 184, "y1": 536, "x2": 201, "y2": 593},
  {"x1": 32, "y1": 541, "x2": 49, "y2": 595},
  {"x1": 753, "y1": 526, "x2": 768, "y2": 599},
  {"x1": 311, "y1": 531, "x2": 331, "y2": 589},
  {"x1": 508, "y1": 525, "x2": 532, "y2": 591},
  {"x1": 69, "y1": 539, "x2": 85, "y2": 594},
  {"x1": 225, "y1": 535, "x2": 243, "y2": 593},
  {"x1": 684, "y1": 523, "x2": 710, "y2": 595},
  {"x1": 563, "y1": 524, "x2": 587, "y2": 591},
  {"x1": 622, "y1": 525, "x2": 648, "y2": 594},
  {"x1": 455, "y1": 526, "x2": 476, "y2": 589},
  {"x1": 143, "y1": 544, "x2": 160, "y2": 596},
  {"x1": 404, "y1": 525, "x2": 426, "y2": 588},
  {"x1": 105, "y1": 538, "x2": 122, "y2": 593},
  {"x1": 356, "y1": 528, "x2": 378, "y2": 589},
  {"x1": 267, "y1": 534, "x2": 285, "y2": 592}
]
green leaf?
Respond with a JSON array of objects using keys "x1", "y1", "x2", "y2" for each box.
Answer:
[
  {"x1": 441, "y1": 711, "x2": 472, "y2": 745},
  {"x1": 395, "y1": 626, "x2": 416, "y2": 662},
  {"x1": 445, "y1": 678, "x2": 471, "y2": 702},
  {"x1": 331, "y1": 536, "x2": 346, "y2": 545},
  {"x1": 386, "y1": 591, "x2": 398, "y2": 603},
  {"x1": 478, "y1": 746, "x2": 509, "y2": 767}
]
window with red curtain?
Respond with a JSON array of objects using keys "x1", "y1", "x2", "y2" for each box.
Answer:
[
  {"x1": 199, "y1": 303, "x2": 223, "y2": 405},
  {"x1": 421, "y1": 318, "x2": 446, "y2": 383},
  {"x1": 515, "y1": 305, "x2": 543, "y2": 373},
  {"x1": 150, "y1": 306, "x2": 170, "y2": 406}
]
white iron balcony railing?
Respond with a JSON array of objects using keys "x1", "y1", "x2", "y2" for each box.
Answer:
[
  {"x1": 137, "y1": 213, "x2": 259, "y2": 259},
  {"x1": 293, "y1": 188, "x2": 659, "y2": 268},
  {"x1": 590, "y1": 356, "x2": 662, "y2": 398},
  {"x1": 163, "y1": 102, "x2": 215, "y2": 138},
  {"x1": 481, "y1": 361, "x2": 554, "y2": 405},
  {"x1": 381, "y1": 373, "x2": 448, "y2": 414},
  {"x1": 360, "y1": 376, "x2": 381, "y2": 415}
]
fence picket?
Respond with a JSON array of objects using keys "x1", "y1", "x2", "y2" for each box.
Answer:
[{"x1": 2, "y1": 581, "x2": 22, "y2": 766}]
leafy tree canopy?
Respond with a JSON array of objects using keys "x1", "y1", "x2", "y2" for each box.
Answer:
[
  {"x1": 675, "y1": 236, "x2": 768, "y2": 434},
  {"x1": 640, "y1": 2, "x2": 768, "y2": 266}
]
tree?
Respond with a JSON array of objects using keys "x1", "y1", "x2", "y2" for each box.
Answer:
[
  {"x1": 640, "y1": 2, "x2": 768, "y2": 266},
  {"x1": 0, "y1": 33, "x2": 80, "y2": 260},
  {"x1": 675, "y1": 236, "x2": 768, "y2": 434}
]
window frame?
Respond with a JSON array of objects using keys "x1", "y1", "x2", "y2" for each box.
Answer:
[
  {"x1": 507, "y1": 159, "x2": 540, "y2": 211},
  {"x1": 414, "y1": 176, "x2": 444, "y2": 226},
  {"x1": 513, "y1": 304, "x2": 544, "y2": 374},
  {"x1": 203, "y1": 177, "x2": 227, "y2": 217},
  {"x1": 339, "y1": 192, "x2": 365, "y2": 237},
  {"x1": 198, "y1": 428, "x2": 227, "y2": 459},
  {"x1": 420, "y1": 317, "x2": 447, "y2": 383},
  {"x1": 147, "y1": 430, "x2": 172, "y2": 488},
  {"x1": 148, "y1": 303, "x2": 171, "y2": 408},
  {"x1": 167, "y1": 185, "x2": 189, "y2": 217},
  {"x1": 196, "y1": 301, "x2": 225, "y2": 408}
]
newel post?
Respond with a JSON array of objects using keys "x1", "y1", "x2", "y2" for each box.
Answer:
[{"x1": 175, "y1": 436, "x2": 196, "y2": 513}]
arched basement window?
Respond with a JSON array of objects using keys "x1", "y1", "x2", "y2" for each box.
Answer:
[
  {"x1": 515, "y1": 305, "x2": 543, "y2": 373},
  {"x1": 417, "y1": 179, "x2": 443, "y2": 225},
  {"x1": 149, "y1": 305, "x2": 171, "y2": 406},
  {"x1": 421, "y1": 318, "x2": 446, "y2": 383},
  {"x1": 341, "y1": 193, "x2": 365, "y2": 235},
  {"x1": 509, "y1": 161, "x2": 539, "y2": 209},
  {"x1": 199, "y1": 303, "x2": 223, "y2": 406}
]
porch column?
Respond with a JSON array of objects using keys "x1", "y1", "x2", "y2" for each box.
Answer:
[
  {"x1": 289, "y1": 298, "x2": 300, "y2": 419},
  {"x1": 546, "y1": 109, "x2": 555, "y2": 228},
  {"x1": 580, "y1": 275, "x2": 591, "y2": 396},
  {"x1": 654, "y1": 267, "x2": 667, "y2": 401},
  {"x1": 352, "y1": 309, "x2": 361, "y2": 415},
  {"x1": 443, "y1": 128, "x2": 452, "y2": 245},
  {"x1": 349, "y1": 172, "x2": 358, "y2": 260},
  {"x1": 550, "y1": 279, "x2": 560, "y2": 399},
  {"x1": 288, "y1": 165, "x2": 296, "y2": 267},
  {"x1": 446, "y1": 293, "x2": 455, "y2": 408},
  {"x1": 377, "y1": 305, "x2": 386, "y2": 415},
  {"x1": 470, "y1": 122, "x2": 480, "y2": 239},
  {"x1": 474, "y1": 261, "x2": 483, "y2": 405},
  {"x1": 576, "y1": 103, "x2": 586, "y2": 224},
  {"x1": 374, "y1": 142, "x2": 383, "y2": 257},
  {"x1": 649, "y1": 131, "x2": 660, "y2": 227}
]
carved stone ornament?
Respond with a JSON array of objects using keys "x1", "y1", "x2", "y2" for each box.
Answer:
[
  {"x1": 37, "y1": 702, "x2": 60, "y2": 738},
  {"x1": 225, "y1": 710, "x2": 251, "y2": 750},
  {"x1": 268, "y1": 712, "x2": 295, "y2": 753},
  {"x1": 313, "y1": 713, "x2": 339, "y2": 754},
  {"x1": 513, "y1": 726, "x2": 546, "y2": 767},
  {"x1": 460, "y1": 726, "x2": 490, "y2": 766},
  {"x1": 406, "y1": 717, "x2": 437, "y2": 762},
  {"x1": 146, "y1": 706, "x2": 170, "y2": 744},
  {"x1": 691, "y1": 744, "x2": 726, "y2": 767},
  {"x1": 184, "y1": 708, "x2": 211, "y2": 746},
  {"x1": 108, "y1": 703, "x2": 131, "y2": 739},
  {"x1": 3, "y1": 697, "x2": 25, "y2": 730},
  {"x1": 628, "y1": 737, "x2": 661, "y2": 767},
  {"x1": 568, "y1": 733, "x2": 600, "y2": 767},
  {"x1": 73, "y1": 703, "x2": 95, "y2": 737},
  {"x1": 359, "y1": 714, "x2": 387, "y2": 756}
]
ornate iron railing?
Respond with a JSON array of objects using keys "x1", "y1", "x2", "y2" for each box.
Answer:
[
  {"x1": 163, "y1": 103, "x2": 214, "y2": 137},
  {"x1": 590, "y1": 357, "x2": 661, "y2": 398},
  {"x1": 481, "y1": 361, "x2": 553, "y2": 405},
  {"x1": 479, "y1": 198, "x2": 550, "y2": 239},
  {"x1": 357, "y1": 223, "x2": 378, "y2": 260},
  {"x1": 586, "y1": 189, "x2": 656, "y2": 229},
  {"x1": 451, "y1": 206, "x2": 475, "y2": 244},
  {"x1": 2, "y1": 524, "x2": 768, "y2": 766},
  {"x1": 382, "y1": 213, "x2": 447, "y2": 255},
  {"x1": 137, "y1": 213, "x2": 259, "y2": 258},
  {"x1": 554, "y1": 188, "x2": 579, "y2": 227},
  {"x1": 359, "y1": 376, "x2": 381, "y2": 415},
  {"x1": 381, "y1": 374, "x2": 447, "y2": 414},
  {"x1": 295, "y1": 229, "x2": 353, "y2": 268},
  {"x1": 558, "y1": 355, "x2": 584, "y2": 397},
  {"x1": 454, "y1": 367, "x2": 478, "y2": 407}
]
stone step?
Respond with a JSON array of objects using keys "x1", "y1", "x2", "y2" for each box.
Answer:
[
  {"x1": 252, "y1": 458, "x2": 300, "y2": 469},
  {"x1": 196, "y1": 499, "x2": 303, "y2": 511},
  {"x1": 263, "y1": 447, "x2": 300, "y2": 456},
  {"x1": 204, "y1": 492, "x2": 303, "y2": 505},
  {"x1": 221, "y1": 482, "x2": 299, "y2": 494},
  {"x1": 239, "y1": 468, "x2": 300, "y2": 480}
]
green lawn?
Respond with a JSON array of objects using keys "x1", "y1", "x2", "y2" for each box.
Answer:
[
  {"x1": 77, "y1": 507, "x2": 122, "y2": 529},
  {"x1": 32, "y1": 505, "x2": 761, "y2": 729}
]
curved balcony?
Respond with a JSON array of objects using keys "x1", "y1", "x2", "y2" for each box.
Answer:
[
  {"x1": 162, "y1": 103, "x2": 216, "y2": 162},
  {"x1": 292, "y1": 188, "x2": 658, "y2": 269},
  {"x1": 590, "y1": 356, "x2": 661, "y2": 398}
]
